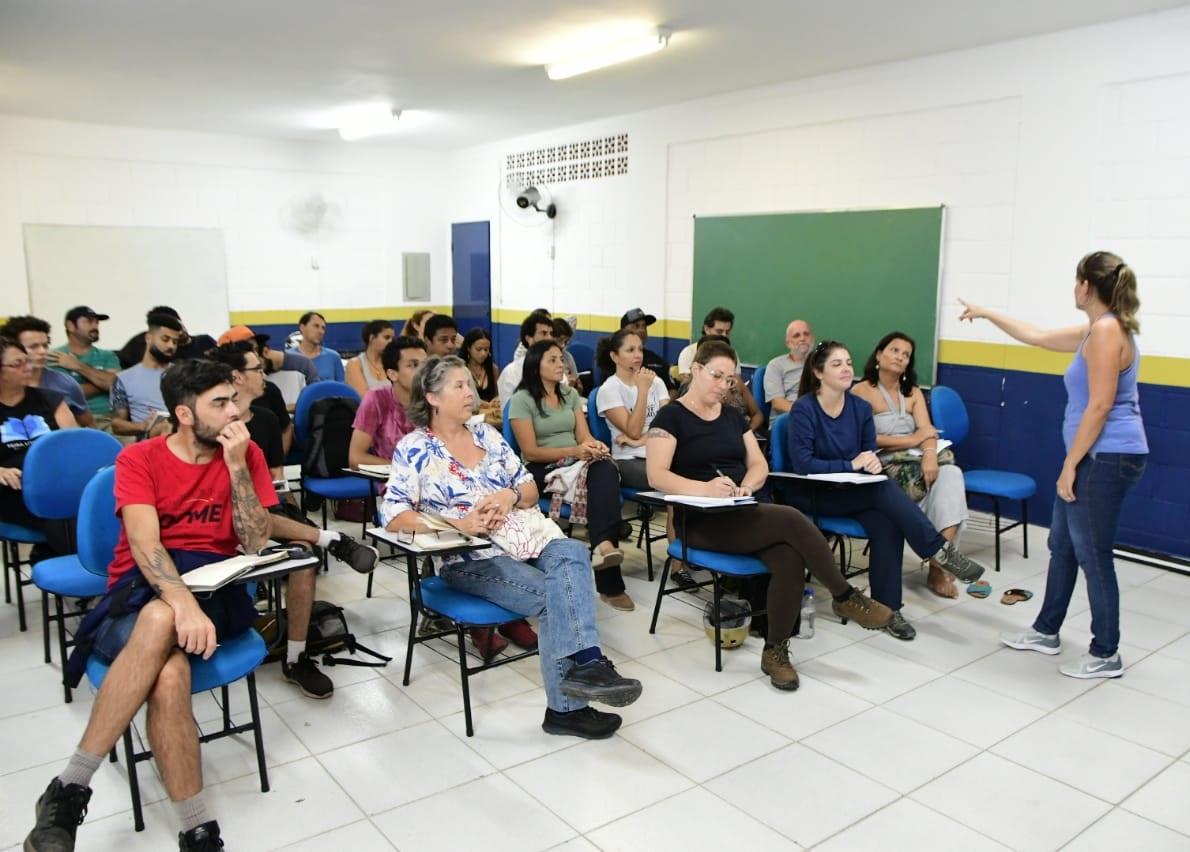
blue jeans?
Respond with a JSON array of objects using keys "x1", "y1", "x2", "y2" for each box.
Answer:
[
  {"x1": 439, "y1": 538, "x2": 601, "y2": 713},
  {"x1": 1034, "y1": 452, "x2": 1146, "y2": 658}
]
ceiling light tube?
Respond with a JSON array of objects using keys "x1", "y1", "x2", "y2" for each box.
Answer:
[
  {"x1": 545, "y1": 28, "x2": 671, "y2": 80},
  {"x1": 338, "y1": 105, "x2": 400, "y2": 141}
]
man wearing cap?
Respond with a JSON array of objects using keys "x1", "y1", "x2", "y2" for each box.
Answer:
[
  {"x1": 48, "y1": 306, "x2": 121, "y2": 431},
  {"x1": 619, "y1": 308, "x2": 677, "y2": 394},
  {"x1": 0, "y1": 315, "x2": 92, "y2": 426}
]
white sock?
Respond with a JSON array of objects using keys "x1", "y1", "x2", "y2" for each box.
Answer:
[
  {"x1": 286, "y1": 640, "x2": 305, "y2": 664},
  {"x1": 316, "y1": 530, "x2": 340, "y2": 548}
]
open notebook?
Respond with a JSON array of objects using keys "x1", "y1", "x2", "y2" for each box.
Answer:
[
  {"x1": 182, "y1": 550, "x2": 290, "y2": 593},
  {"x1": 663, "y1": 494, "x2": 757, "y2": 508},
  {"x1": 358, "y1": 463, "x2": 391, "y2": 476}
]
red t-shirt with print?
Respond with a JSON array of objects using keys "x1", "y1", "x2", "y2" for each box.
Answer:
[{"x1": 106, "y1": 436, "x2": 279, "y2": 589}]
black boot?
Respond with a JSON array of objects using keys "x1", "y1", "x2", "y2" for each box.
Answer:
[
  {"x1": 24, "y1": 777, "x2": 91, "y2": 852},
  {"x1": 178, "y1": 820, "x2": 224, "y2": 851}
]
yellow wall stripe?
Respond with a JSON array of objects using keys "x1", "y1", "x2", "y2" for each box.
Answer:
[{"x1": 938, "y1": 339, "x2": 1190, "y2": 388}]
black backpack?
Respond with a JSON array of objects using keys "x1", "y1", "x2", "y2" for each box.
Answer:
[
  {"x1": 256, "y1": 600, "x2": 390, "y2": 668},
  {"x1": 302, "y1": 396, "x2": 359, "y2": 478}
]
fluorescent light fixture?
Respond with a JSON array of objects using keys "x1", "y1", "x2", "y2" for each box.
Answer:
[
  {"x1": 337, "y1": 104, "x2": 400, "y2": 141},
  {"x1": 545, "y1": 28, "x2": 671, "y2": 80}
]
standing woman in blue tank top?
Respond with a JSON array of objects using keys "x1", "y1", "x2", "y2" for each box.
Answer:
[{"x1": 959, "y1": 251, "x2": 1147, "y2": 679}]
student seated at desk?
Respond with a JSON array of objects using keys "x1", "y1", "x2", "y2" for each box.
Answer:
[
  {"x1": 344, "y1": 319, "x2": 395, "y2": 397},
  {"x1": 852, "y1": 332, "x2": 969, "y2": 599},
  {"x1": 678, "y1": 334, "x2": 764, "y2": 432},
  {"x1": 509, "y1": 340, "x2": 631, "y2": 611},
  {"x1": 381, "y1": 355, "x2": 643, "y2": 740},
  {"x1": 595, "y1": 328, "x2": 669, "y2": 490},
  {"x1": 645, "y1": 339, "x2": 892, "y2": 691},
  {"x1": 348, "y1": 335, "x2": 424, "y2": 469},
  {"x1": 787, "y1": 341, "x2": 988, "y2": 641}
]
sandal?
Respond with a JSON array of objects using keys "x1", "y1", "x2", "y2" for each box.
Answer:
[
  {"x1": 1001, "y1": 588, "x2": 1034, "y2": 605},
  {"x1": 966, "y1": 580, "x2": 992, "y2": 599}
]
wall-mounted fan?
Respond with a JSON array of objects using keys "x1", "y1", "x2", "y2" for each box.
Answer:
[
  {"x1": 281, "y1": 192, "x2": 341, "y2": 235},
  {"x1": 499, "y1": 182, "x2": 558, "y2": 226}
]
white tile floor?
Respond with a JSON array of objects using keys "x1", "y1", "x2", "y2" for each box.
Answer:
[{"x1": 3, "y1": 520, "x2": 1190, "y2": 851}]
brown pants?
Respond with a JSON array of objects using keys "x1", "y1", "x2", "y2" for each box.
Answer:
[{"x1": 683, "y1": 503, "x2": 849, "y2": 643}]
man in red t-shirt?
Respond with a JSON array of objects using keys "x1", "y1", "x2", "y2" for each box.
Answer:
[{"x1": 26, "y1": 360, "x2": 274, "y2": 851}]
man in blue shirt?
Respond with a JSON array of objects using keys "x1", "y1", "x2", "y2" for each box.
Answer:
[
  {"x1": 288, "y1": 311, "x2": 343, "y2": 382},
  {"x1": 0, "y1": 315, "x2": 91, "y2": 426}
]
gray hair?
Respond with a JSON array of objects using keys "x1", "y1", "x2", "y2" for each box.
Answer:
[{"x1": 408, "y1": 355, "x2": 477, "y2": 427}]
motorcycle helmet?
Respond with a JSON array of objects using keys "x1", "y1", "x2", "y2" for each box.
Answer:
[{"x1": 703, "y1": 596, "x2": 752, "y2": 649}]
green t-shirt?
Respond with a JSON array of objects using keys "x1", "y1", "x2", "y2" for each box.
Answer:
[
  {"x1": 51, "y1": 345, "x2": 120, "y2": 414},
  {"x1": 508, "y1": 388, "x2": 582, "y2": 451}
]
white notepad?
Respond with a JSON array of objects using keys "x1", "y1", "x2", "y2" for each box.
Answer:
[{"x1": 663, "y1": 494, "x2": 757, "y2": 508}]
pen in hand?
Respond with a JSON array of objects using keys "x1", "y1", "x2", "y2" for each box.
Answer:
[{"x1": 714, "y1": 468, "x2": 740, "y2": 497}]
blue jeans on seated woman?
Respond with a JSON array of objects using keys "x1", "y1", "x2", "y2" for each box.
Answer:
[
  {"x1": 785, "y1": 480, "x2": 945, "y2": 611},
  {"x1": 1034, "y1": 452, "x2": 1146, "y2": 658},
  {"x1": 439, "y1": 538, "x2": 601, "y2": 713}
]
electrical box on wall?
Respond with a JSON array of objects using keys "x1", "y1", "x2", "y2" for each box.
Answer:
[{"x1": 403, "y1": 252, "x2": 431, "y2": 301}]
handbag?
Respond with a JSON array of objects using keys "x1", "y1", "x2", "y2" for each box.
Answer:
[
  {"x1": 489, "y1": 506, "x2": 565, "y2": 560},
  {"x1": 881, "y1": 447, "x2": 956, "y2": 502}
]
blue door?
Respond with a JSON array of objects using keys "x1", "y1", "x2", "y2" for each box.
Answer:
[{"x1": 451, "y1": 221, "x2": 491, "y2": 345}]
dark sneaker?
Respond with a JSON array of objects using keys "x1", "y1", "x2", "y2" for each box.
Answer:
[
  {"x1": 831, "y1": 588, "x2": 893, "y2": 630},
  {"x1": 761, "y1": 640, "x2": 800, "y2": 691},
  {"x1": 469, "y1": 627, "x2": 509, "y2": 663},
  {"x1": 560, "y1": 657, "x2": 642, "y2": 707},
  {"x1": 24, "y1": 778, "x2": 91, "y2": 852},
  {"x1": 282, "y1": 653, "x2": 333, "y2": 699},
  {"x1": 884, "y1": 611, "x2": 917, "y2": 641},
  {"x1": 417, "y1": 614, "x2": 454, "y2": 637},
  {"x1": 327, "y1": 535, "x2": 379, "y2": 574},
  {"x1": 932, "y1": 543, "x2": 986, "y2": 584},
  {"x1": 178, "y1": 820, "x2": 224, "y2": 851},
  {"x1": 497, "y1": 619, "x2": 539, "y2": 650},
  {"x1": 670, "y1": 565, "x2": 699, "y2": 592},
  {"x1": 542, "y1": 706, "x2": 623, "y2": 739}
]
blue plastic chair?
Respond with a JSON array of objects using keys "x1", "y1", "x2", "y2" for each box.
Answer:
[
  {"x1": 751, "y1": 363, "x2": 771, "y2": 425},
  {"x1": 930, "y1": 385, "x2": 1037, "y2": 572},
  {"x1": 77, "y1": 470, "x2": 270, "y2": 831},
  {"x1": 1, "y1": 505, "x2": 48, "y2": 633},
  {"x1": 501, "y1": 400, "x2": 571, "y2": 522},
  {"x1": 769, "y1": 414, "x2": 869, "y2": 576},
  {"x1": 24, "y1": 430, "x2": 122, "y2": 700}
]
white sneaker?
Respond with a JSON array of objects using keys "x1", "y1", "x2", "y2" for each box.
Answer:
[
  {"x1": 1059, "y1": 652, "x2": 1123, "y2": 679},
  {"x1": 1000, "y1": 629, "x2": 1060, "y2": 655}
]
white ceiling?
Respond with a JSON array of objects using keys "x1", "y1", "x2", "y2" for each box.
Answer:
[{"x1": 1, "y1": 0, "x2": 1185, "y2": 149}]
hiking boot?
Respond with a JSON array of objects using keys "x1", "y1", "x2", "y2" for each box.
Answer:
[
  {"x1": 282, "y1": 653, "x2": 333, "y2": 699},
  {"x1": 24, "y1": 778, "x2": 91, "y2": 852},
  {"x1": 931, "y1": 542, "x2": 986, "y2": 584},
  {"x1": 178, "y1": 820, "x2": 224, "y2": 851},
  {"x1": 417, "y1": 614, "x2": 454, "y2": 637},
  {"x1": 761, "y1": 640, "x2": 800, "y2": 691},
  {"x1": 1059, "y1": 652, "x2": 1123, "y2": 679},
  {"x1": 831, "y1": 588, "x2": 893, "y2": 630},
  {"x1": 560, "y1": 657, "x2": 643, "y2": 707},
  {"x1": 884, "y1": 611, "x2": 917, "y2": 641},
  {"x1": 1000, "y1": 629, "x2": 1060, "y2": 655},
  {"x1": 470, "y1": 627, "x2": 509, "y2": 663},
  {"x1": 600, "y1": 592, "x2": 635, "y2": 612},
  {"x1": 542, "y1": 706, "x2": 623, "y2": 739},
  {"x1": 498, "y1": 619, "x2": 539, "y2": 650},
  {"x1": 327, "y1": 535, "x2": 379, "y2": 574}
]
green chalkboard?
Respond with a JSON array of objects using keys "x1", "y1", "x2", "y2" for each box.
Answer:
[{"x1": 692, "y1": 207, "x2": 943, "y2": 380}]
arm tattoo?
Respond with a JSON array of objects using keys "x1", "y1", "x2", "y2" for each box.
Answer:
[
  {"x1": 230, "y1": 467, "x2": 270, "y2": 553},
  {"x1": 645, "y1": 427, "x2": 674, "y2": 440},
  {"x1": 143, "y1": 545, "x2": 185, "y2": 596}
]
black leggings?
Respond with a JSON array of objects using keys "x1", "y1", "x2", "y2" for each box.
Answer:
[
  {"x1": 528, "y1": 459, "x2": 625, "y2": 595},
  {"x1": 682, "y1": 503, "x2": 851, "y2": 643}
]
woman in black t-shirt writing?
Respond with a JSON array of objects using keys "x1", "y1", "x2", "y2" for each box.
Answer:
[{"x1": 646, "y1": 339, "x2": 892, "y2": 691}]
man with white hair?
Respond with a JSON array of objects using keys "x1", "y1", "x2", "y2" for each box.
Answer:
[{"x1": 763, "y1": 319, "x2": 815, "y2": 414}]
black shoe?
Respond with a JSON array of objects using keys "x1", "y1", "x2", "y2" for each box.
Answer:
[
  {"x1": 417, "y1": 614, "x2": 454, "y2": 637},
  {"x1": 327, "y1": 535, "x2": 379, "y2": 574},
  {"x1": 24, "y1": 778, "x2": 91, "y2": 852},
  {"x1": 282, "y1": 653, "x2": 334, "y2": 699},
  {"x1": 559, "y1": 657, "x2": 642, "y2": 707},
  {"x1": 542, "y1": 706, "x2": 623, "y2": 739},
  {"x1": 884, "y1": 611, "x2": 917, "y2": 641},
  {"x1": 179, "y1": 820, "x2": 224, "y2": 851},
  {"x1": 670, "y1": 567, "x2": 699, "y2": 593}
]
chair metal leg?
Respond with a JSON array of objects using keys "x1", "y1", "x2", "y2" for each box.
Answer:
[
  {"x1": 14, "y1": 553, "x2": 27, "y2": 632},
  {"x1": 366, "y1": 571, "x2": 374, "y2": 598},
  {"x1": 1022, "y1": 500, "x2": 1029, "y2": 558},
  {"x1": 649, "y1": 557, "x2": 672, "y2": 634},
  {"x1": 220, "y1": 685, "x2": 232, "y2": 730},
  {"x1": 456, "y1": 625, "x2": 475, "y2": 737},
  {"x1": 712, "y1": 573, "x2": 723, "y2": 673},
  {"x1": 42, "y1": 593, "x2": 52, "y2": 664},
  {"x1": 124, "y1": 726, "x2": 144, "y2": 832},
  {"x1": 55, "y1": 595, "x2": 72, "y2": 703},
  {"x1": 993, "y1": 497, "x2": 1002, "y2": 572},
  {"x1": 3, "y1": 541, "x2": 10, "y2": 603},
  {"x1": 403, "y1": 607, "x2": 418, "y2": 686},
  {"x1": 246, "y1": 673, "x2": 270, "y2": 793}
]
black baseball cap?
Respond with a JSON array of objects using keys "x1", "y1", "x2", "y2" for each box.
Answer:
[
  {"x1": 65, "y1": 305, "x2": 110, "y2": 324},
  {"x1": 619, "y1": 307, "x2": 657, "y2": 328}
]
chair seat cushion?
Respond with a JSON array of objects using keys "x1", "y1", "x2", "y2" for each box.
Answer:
[
  {"x1": 965, "y1": 470, "x2": 1037, "y2": 500},
  {"x1": 86, "y1": 628, "x2": 267, "y2": 693},
  {"x1": 0, "y1": 521, "x2": 48, "y2": 544},
  {"x1": 420, "y1": 576, "x2": 525, "y2": 626},
  {"x1": 667, "y1": 541, "x2": 768, "y2": 576},
  {"x1": 538, "y1": 499, "x2": 571, "y2": 520},
  {"x1": 818, "y1": 516, "x2": 869, "y2": 539},
  {"x1": 303, "y1": 476, "x2": 379, "y2": 500},
  {"x1": 32, "y1": 555, "x2": 108, "y2": 598}
]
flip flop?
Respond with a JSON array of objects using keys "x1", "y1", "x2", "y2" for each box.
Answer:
[
  {"x1": 1001, "y1": 588, "x2": 1034, "y2": 605},
  {"x1": 966, "y1": 580, "x2": 992, "y2": 599}
]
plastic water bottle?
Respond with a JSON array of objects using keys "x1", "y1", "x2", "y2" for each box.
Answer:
[{"x1": 797, "y1": 588, "x2": 816, "y2": 639}]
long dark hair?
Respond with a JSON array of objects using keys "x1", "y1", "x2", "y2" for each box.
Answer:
[
  {"x1": 798, "y1": 340, "x2": 848, "y2": 398},
  {"x1": 462, "y1": 327, "x2": 497, "y2": 389},
  {"x1": 360, "y1": 319, "x2": 392, "y2": 348},
  {"x1": 516, "y1": 339, "x2": 576, "y2": 418},
  {"x1": 861, "y1": 331, "x2": 917, "y2": 396},
  {"x1": 596, "y1": 328, "x2": 639, "y2": 375}
]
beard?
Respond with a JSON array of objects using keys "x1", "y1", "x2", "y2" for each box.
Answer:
[
  {"x1": 191, "y1": 416, "x2": 223, "y2": 450},
  {"x1": 149, "y1": 345, "x2": 176, "y2": 365},
  {"x1": 87, "y1": 329, "x2": 100, "y2": 342}
]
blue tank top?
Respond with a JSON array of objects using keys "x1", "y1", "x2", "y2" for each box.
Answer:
[{"x1": 1061, "y1": 319, "x2": 1147, "y2": 455}]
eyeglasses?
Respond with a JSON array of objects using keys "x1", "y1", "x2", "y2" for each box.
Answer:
[
  {"x1": 1, "y1": 359, "x2": 30, "y2": 370},
  {"x1": 700, "y1": 365, "x2": 736, "y2": 387},
  {"x1": 241, "y1": 365, "x2": 266, "y2": 374}
]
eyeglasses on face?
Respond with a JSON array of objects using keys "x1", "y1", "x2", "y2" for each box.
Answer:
[{"x1": 1, "y1": 359, "x2": 30, "y2": 370}]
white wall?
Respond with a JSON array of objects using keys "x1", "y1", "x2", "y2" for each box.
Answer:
[
  {"x1": 446, "y1": 6, "x2": 1190, "y2": 357},
  {"x1": 0, "y1": 116, "x2": 451, "y2": 323}
]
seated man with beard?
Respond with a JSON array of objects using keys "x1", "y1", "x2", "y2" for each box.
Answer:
[{"x1": 110, "y1": 312, "x2": 184, "y2": 440}]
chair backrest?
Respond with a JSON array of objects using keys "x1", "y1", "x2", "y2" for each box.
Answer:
[
  {"x1": 587, "y1": 394, "x2": 613, "y2": 445},
  {"x1": 77, "y1": 466, "x2": 120, "y2": 577},
  {"x1": 769, "y1": 413, "x2": 790, "y2": 473},
  {"x1": 22, "y1": 429, "x2": 123, "y2": 521},
  {"x1": 266, "y1": 370, "x2": 307, "y2": 407},
  {"x1": 750, "y1": 364, "x2": 770, "y2": 424},
  {"x1": 568, "y1": 342, "x2": 594, "y2": 374},
  {"x1": 928, "y1": 385, "x2": 970, "y2": 446},
  {"x1": 501, "y1": 400, "x2": 519, "y2": 454},
  {"x1": 294, "y1": 380, "x2": 360, "y2": 445}
]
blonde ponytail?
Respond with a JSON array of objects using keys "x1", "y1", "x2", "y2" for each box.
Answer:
[
  {"x1": 1076, "y1": 251, "x2": 1140, "y2": 335},
  {"x1": 1110, "y1": 264, "x2": 1140, "y2": 335}
]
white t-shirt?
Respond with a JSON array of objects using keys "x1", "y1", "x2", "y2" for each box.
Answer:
[{"x1": 596, "y1": 374, "x2": 668, "y2": 460}]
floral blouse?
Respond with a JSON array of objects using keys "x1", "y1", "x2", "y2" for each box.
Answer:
[{"x1": 380, "y1": 423, "x2": 533, "y2": 563}]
